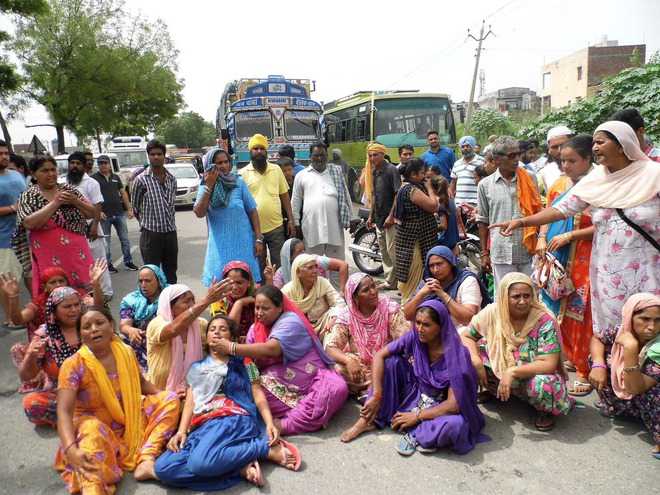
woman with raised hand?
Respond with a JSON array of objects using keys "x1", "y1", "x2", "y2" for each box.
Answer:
[
  {"x1": 210, "y1": 261, "x2": 258, "y2": 341},
  {"x1": 155, "y1": 315, "x2": 300, "y2": 491}
]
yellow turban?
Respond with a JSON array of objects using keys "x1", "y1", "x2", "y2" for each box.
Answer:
[
  {"x1": 248, "y1": 134, "x2": 269, "y2": 150},
  {"x1": 363, "y1": 142, "x2": 387, "y2": 207}
]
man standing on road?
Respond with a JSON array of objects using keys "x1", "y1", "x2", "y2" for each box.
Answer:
[
  {"x1": 366, "y1": 143, "x2": 400, "y2": 290},
  {"x1": 65, "y1": 151, "x2": 113, "y2": 300},
  {"x1": 292, "y1": 142, "x2": 352, "y2": 265},
  {"x1": 477, "y1": 136, "x2": 541, "y2": 288},
  {"x1": 539, "y1": 126, "x2": 573, "y2": 196},
  {"x1": 397, "y1": 144, "x2": 414, "y2": 175},
  {"x1": 611, "y1": 107, "x2": 660, "y2": 162},
  {"x1": 83, "y1": 150, "x2": 95, "y2": 174},
  {"x1": 91, "y1": 155, "x2": 138, "y2": 273},
  {"x1": 0, "y1": 140, "x2": 27, "y2": 328},
  {"x1": 449, "y1": 135, "x2": 484, "y2": 207},
  {"x1": 131, "y1": 140, "x2": 178, "y2": 283},
  {"x1": 421, "y1": 130, "x2": 455, "y2": 183},
  {"x1": 240, "y1": 134, "x2": 295, "y2": 270}
]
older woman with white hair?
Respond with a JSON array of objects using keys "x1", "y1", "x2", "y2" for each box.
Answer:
[
  {"x1": 538, "y1": 125, "x2": 574, "y2": 194},
  {"x1": 491, "y1": 120, "x2": 660, "y2": 345}
]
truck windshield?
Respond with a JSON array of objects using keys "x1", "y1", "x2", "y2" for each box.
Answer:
[
  {"x1": 235, "y1": 111, "x2": 273, "y2": 141},
  {"x1": 374, "y1": 97, "x2": 452, "y2": 146},
  {"x1": 115, "y1": 151, "x2": 147, "y2": 169},
  {"x1": 284, "y1": 111, "x2": 320, "y2": 140}
]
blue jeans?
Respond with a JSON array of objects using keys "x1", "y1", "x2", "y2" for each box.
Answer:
[{"x1": 101, "y1": 214, "x2": 133, "y2": 264}]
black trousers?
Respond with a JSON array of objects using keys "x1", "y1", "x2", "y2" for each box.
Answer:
[{"x1": 139, "y1": 229, "x2": 178, "y2": 283}]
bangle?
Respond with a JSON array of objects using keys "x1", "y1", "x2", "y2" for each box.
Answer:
[
  {"x1": 255, "y1": 239, "x2": 264, "y2": 244},
  {"x1": 230, "y1": 342, "x2": 237, "y2": 356},
  {"x1": 591, "y1": 362, "x2": 607, "y2": 370},
  {"x1": 622, "y1": 364, "x2": 640, "y2": 373},
  {"x1": 63, "y1": 440, "x2": 77, "y2": 454},
  {"x1": 415, "y1": 408, "x2": 423, "y2": 422},
  {"x1": 519, "y1": 217, "x2": 526, "y2": 227},
  {"x1": 480, "y1": 251, "x2": 489, "y2": 257},
  {"x1": 444, "y1": 295, "x2": 452, "y2": 305}
]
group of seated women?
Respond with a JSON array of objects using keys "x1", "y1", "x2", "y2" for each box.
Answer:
[{"x1": 2, "y1": 259, "x2": 658, "y2": 492}]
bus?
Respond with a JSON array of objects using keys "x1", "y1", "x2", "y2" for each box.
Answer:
[
  {"x1": 216, "y1": 75, "x2": 323, "y2": 168},
  {"x1": 323, "y1": 91, "x2": 456, "y2": 199}
]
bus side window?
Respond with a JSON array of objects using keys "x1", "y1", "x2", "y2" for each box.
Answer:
[{"x1": 356, "y1": 119, "x2": 366, "y2": 140}]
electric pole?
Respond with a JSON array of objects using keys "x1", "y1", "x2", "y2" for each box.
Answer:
[{"x1": 465, "y1": 20, "x2": 494, "y2": 132}]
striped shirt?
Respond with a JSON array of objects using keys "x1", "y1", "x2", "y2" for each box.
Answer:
[
  {"x1": 131, "y1": 167, "x2": 177, "y2": 233},
  {"x1": 450, "y1": 155, "x2": 484, "y2": 205}
]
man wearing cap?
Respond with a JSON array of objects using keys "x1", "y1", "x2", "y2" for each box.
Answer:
[
  {"x1": 92, "y1": 155, "x2": 138, "y2": 273},
  {"x1": 239, "y1": 134, "x2": 295, "y2": 270},
  {"x1": 449, "y1": 135, "x2": 484, "y2": 207},
  {"x1": 539, "y1": 125, "x2": 574, "y2": 196},
  {"x1": 421, "y1": 130, "x2": 455, "y2": 182}
]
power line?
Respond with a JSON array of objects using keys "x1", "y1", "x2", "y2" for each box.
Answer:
[{"x1": 465, "y1": 21, "x2": 495, "y2": 132}]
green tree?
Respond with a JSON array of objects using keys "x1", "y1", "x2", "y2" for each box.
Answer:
[
  {"x1": 519, "y1": 55, "x2": 660, "y2": 143},
  {"x1": 469, "y1": 108, "x2": 515, "y2": 143},
  {"x1": 156, "y1": 112, "x2": 217, "y2": 149}
]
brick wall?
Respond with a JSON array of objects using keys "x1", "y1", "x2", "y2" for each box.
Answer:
[{"x1": 587, "y1": 45, "x2": 646, "y2": 87}]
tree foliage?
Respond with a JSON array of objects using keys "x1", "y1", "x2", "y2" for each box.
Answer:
[
  {"x1": 519, "y1": 55, "x2": 660, "y2": 143},
  {"x1": 156, "y1": 112, "x2": 217, "y2": 149},
  {"x1": 469, "y1": 108, "x2": 515, "y2": 143},
  {"x1": 11, "y1": 0, "x2": 184, "y2": 152}
]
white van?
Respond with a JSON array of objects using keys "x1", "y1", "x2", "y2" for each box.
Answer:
[
  {"x1": 54, "y1": 153, "x2": 121, "y2": 179},
  {"x1": 107, "y1": 136, "x2": 149, "y2": 189}
]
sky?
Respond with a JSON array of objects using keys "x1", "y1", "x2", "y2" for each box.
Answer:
[{"x1": 3, "y1": 0, "x2": 659, "y2": 149}]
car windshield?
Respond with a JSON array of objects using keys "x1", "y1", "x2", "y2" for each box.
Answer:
[
  {"x1": 234, "y1": 111, "x2": 273, "y2": 141},
  {"x1": 114, "y1": 151, "x2": 148, "y2": 169},
  {"x1": 374, "y1": 97, "x2": 452, "y2": 146},
  {"x1": 284, "y1": 111, "x2": 320, "y2": 140},
  {"x1": 166, "y1": 166, "x2": 199, "y2": 179}
]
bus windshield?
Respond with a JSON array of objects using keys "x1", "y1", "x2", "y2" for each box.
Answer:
[
  {"x1": 115, "y1": 151, "x2": 147, "y2": 169},
  {"x1": 285, "y1": 111, "x2": 320, "y2": 140},
  {"x1": 374, "y1": 98, "x2": 452, "y2": 146},
  {"x1": 234, "y1": 111, "x2": 273, "y2": 141}
]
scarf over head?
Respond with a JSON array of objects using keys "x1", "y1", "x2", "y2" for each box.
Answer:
[
  {"x1": 119, "y1": 264, "x2": 168, "y2": 323},
  {"x1": 334, "y1": 272, "x2": 399, "y2": 365},
  {"x1": 78, "y1": 336, "x2": 143, "y2": 470},
  {"x1": 610, "y1": 293, "x2": 660, "y2": 400},
  {"x1": 248, "y1": 134, "x2": 269, "y2": 151},
  {"x1": 34, "y1": 267, "x2": 86, "y2": 316},
  {"x1": 420, "y1": 245, "x2": 477, "y2": 300},
  {"x1": 282, "y1": 253, "x2": 335, "y2": 314},
  {"x1": 566, "y1": 121, "x2": 660, "y2": 209},
  {"x1": 363, "y1": 142, "x2": 387, "y2": 207},
  {"x1": 516, "y1": 167, "x2": 542, "y2": 254},
  {"x1": 409, "y1": 300, "x2": 486, "y2": 446},
  {"x1": 45, "y1": 286, "x2": 83, "y2": 367},
  {"x1": 202, "y1": 146, "x2": 237, "y2": 208},
  {"x1": 468, "y1": 272, "x2": 550, "y2": 379},
  {"x1": 279, "y1": 238, "x2": 303, "y2": 286},
  {"x1": 157, "y1": 284, "x2": 203, "y2": 391}
]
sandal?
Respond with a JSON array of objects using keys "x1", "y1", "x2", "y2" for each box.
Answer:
[
  {"x1": 396, "y1": 433, "x2": 417, "y2": 456},
  {"x1": 477, "y1": 390, "x2": 494, "y2": 404},
  {"x1": 563, "y1": 360, "x2": 576, "y2": 372},
  {"x1": 534, "y1": 412, "x2": 555, "y2": 432},
  {"x1": 277, "y1": 439, "x2": 301, "y2": 471},
  {"x1": 568, "y1": 379, "x2": 593, "y2": 397}
]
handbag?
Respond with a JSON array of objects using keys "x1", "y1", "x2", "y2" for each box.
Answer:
[
  {"x1": 531, "y1": 252, "x2": 575, "y2": 301},
  {"x1": 616, "y1": 209, "x2": 660, "y2": 253}
]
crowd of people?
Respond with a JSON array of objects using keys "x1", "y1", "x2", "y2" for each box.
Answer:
[{"x1": 0, "y1": 104, "x2": 658, "y2": 493}]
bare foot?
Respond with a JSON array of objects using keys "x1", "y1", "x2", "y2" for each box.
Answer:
[
  {"x1": 240, "y1": 461, "x2": 263, "y2": 486},
  {"x1": 267, "y1": 442, "x2": 297, "y2": 470},
  {"x1": 340, "y1": 417, "x2": 375, "y2": 443},
  {"x1": 134, "y1": 460, "x2": 157, "y2": 481}
]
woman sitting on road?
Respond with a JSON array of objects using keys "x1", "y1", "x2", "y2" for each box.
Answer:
[
  {"x1": 461, "y1": 272, "x2": 574, "y2": 431},
  {"x1": 325, "y1": 272, "x2": 410, "y2": 397},
  {"x1": 154, "y1": 315, "x2": 300, "y2": 491},
  {"x1": 341, "y1": 300, "x2": 486, "y2": 456},
  {"x1": 403, "y1": 246, "x2": 484, "y2": 333},
  {"x1": 119, "y1": 264, "x2": 169, "y2": 371},
  {"x1": 194, "y1": 146, "x2": 263, "y2": 285},
  {"x1": 214, "y1": 286, "x2": 348, "y2": 436},
  {"x1": 589, "y1": 293, "x2": 659, "y2": 459},
  {"x1": 55, "y1": 306, "x2": 180, "y2": 492},
  {"x1": 16, "y1": 287, "x2": 85, "y2": 427},
  {"x1": 282, "y1": 254, "x2": 345, "y2": 337},
  {"x1": 146, "y1": 280, "x2": 231, "y2": 395},
  {"x1": 273, "y1": 237, "x2": 349, "y2": 293},
  {"x1": 210, "y1": 261, "x2": 258, "y2": 341}
]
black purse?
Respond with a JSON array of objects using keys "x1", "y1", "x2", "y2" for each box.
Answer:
[{"x1": 616, "y1": 208, "x2": 660, "y2": 253}]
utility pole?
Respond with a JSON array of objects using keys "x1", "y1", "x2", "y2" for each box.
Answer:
[{"x1": 465, "y1": 20, "x2": 494, "y2": 132}]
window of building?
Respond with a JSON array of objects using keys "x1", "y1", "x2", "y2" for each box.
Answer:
[
  {"x1": 577, "y1": 66, "x2": 583, "y2": 81},
  {"x1": 542, "y1": 72, "x2": 551, "y2": 89}
]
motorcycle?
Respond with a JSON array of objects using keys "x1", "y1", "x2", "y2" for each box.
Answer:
[
  {"x1": 348, "y1": 207, "x2": 383, "y2": 276},
  {"x1": 455, "y1": 204, "x2": 483, "y2": 274}
]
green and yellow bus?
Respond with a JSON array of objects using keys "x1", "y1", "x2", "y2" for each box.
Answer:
[{"x1": 323, "y1": 91, "x2": 456, "y2": 200}]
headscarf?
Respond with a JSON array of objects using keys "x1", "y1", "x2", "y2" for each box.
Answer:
[
  {"x1": 157, "y1": 284, "x2": 203, "y2": 392},
  {"x1": 119, "y1": 264, "x2": 168, "y2": 323},
  {"x1": 459, "y1": 136, "x2": 477, "y2": 148},
  {"x1": 610, "y1": 293, "x2": 660, "y2": 400},
  {"x1": 468, "y1": 272, "x2": 551, "y2": 379},
  {"x1": 33, "y1": 267, "x2": 87, "y2": 317},
  {"x1": 408, "y1": 300, "x2": 486, "y2": 448},
  {"x1": 248, "y1": 134, "x2": 269, "y2": 151},
  {"x1": 214, "y1": 261, "x2": 256, "y2": 333},
  {"x1": 420, "y1": 246, "x2": 477, "y2": 300},
  {"x1": 566, "y1": 121, "x2": 660, "y2": 209},
  {"x1": 516, "y1": 167, "x2": 542, "y2": 254},
  {"x1": 363, "y1": 142, "x2": 387, "y2": 207},
  {"x1": 334, "y1": 272, "x2": 400, "y2": 365},
  {"x1": 78, "y1": 336, "x2": 143, "y2": 470},
  {"x1": 279, "y1": 238, "x2": 303, "y2": 286},
  {"x1": 546, "y1": 125, "x2": 573, "y2": 142},
  {"x1": 44, "y1": 286, "x2": 83, "y2": 367},
  {"x1": 281, "y1": 254, "x2": 335, "y2": 314},
  {"x1": 202, "y1": 146, "x2": 237, "y2": 208}
]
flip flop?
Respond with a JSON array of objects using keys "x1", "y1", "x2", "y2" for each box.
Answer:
[
  {"x1": 568, "y1": 380, "x2": 593, "y2": 397},
  {"x1": 534, "y1": 412, "x2": 555, "y2": 432},
  {"x1": 277, "y1": 439, "x2": 301, "y2": 471},
  {"x1": 477, "y1": 390, "x2": 494, "y2": 404},
  {"x1": 396, "y1": 433, "x2": 417, "y2": 456},
  {"x1": 563, "y1": 360, "x2": 576, "y2": 372}
]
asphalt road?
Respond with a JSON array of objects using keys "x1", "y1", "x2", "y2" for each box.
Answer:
[{"x1": 1, "y1": 208, "x2": 658, "y2": 495}]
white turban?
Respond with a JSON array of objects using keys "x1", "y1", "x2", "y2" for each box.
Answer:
[{"x1": 546, "y1": 125, "x2": 573, "y2": 143}]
